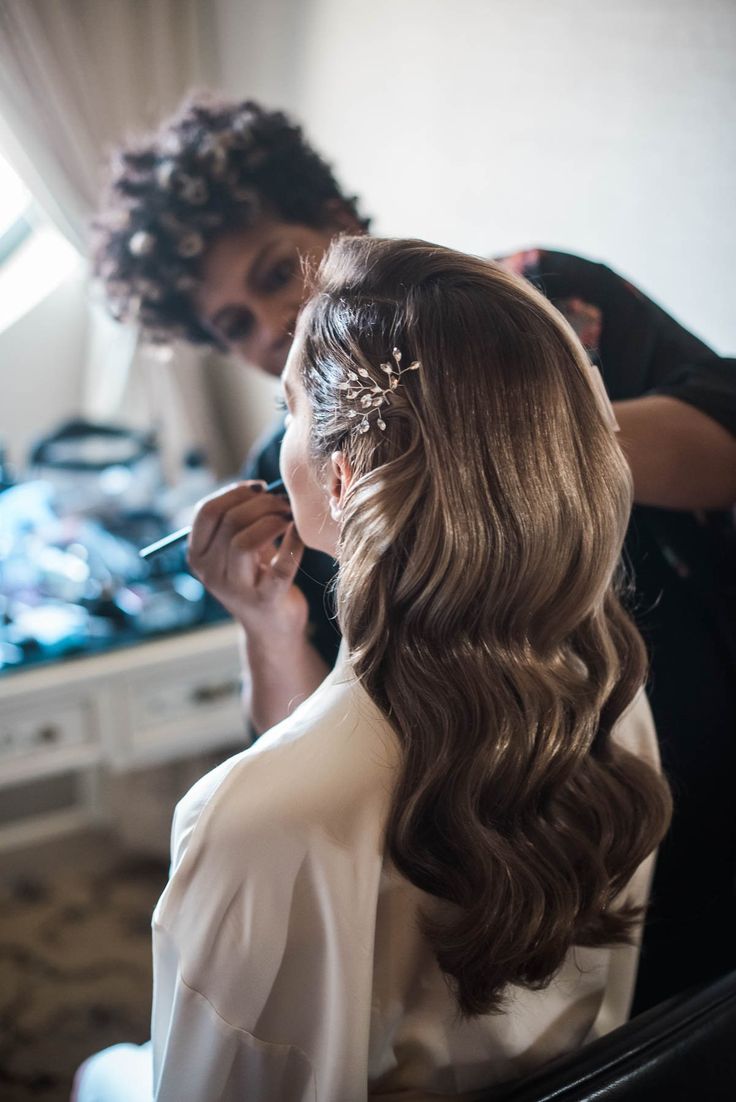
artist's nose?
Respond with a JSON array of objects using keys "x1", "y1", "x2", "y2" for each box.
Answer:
[{"x1": 249, "y1": 307, "x2": 298, "y2": 373}]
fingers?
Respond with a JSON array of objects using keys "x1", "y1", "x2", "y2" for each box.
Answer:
[
  {"x1": 217, "y1": 511, "x2": 293, "y2": 596},
  {"x1": 225, "y1": 519, "x2": 303, "y2": 597},
  {"x1": 228, "y1": 511, "x2": 294, "y2": 561},
  {"x1": 189, "y1": 481, "x2": 288, "y2": 560},
  {"x1": 215, "y1": 497, "x2": 291, "y2": 553},
  {"x1": 268, "y1": 523, "x2": 305, "y2": 585},
  {"x1": 185, "y1": 480, "x2": 305, "y2": 628}
]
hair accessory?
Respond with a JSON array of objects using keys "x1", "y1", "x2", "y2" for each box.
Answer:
[
  {"x1": 175, "y1": 273, "x2": 199, "y2": 293},
  {"x1": 176, "y1": 231, "x2": 204, "y2": 258},
  {"x1": 160, "y1": 132, "x2": 183, "y2": 156},
  {"x1": 177, "y1": 174, "x2": 208, "y2": 205},
  {"x1": 128, "y1": 230, "x2": 156, "y2": 257},
  {"x1": 156, "y1": 160, "x2": 177, "y2": 190},
  {"x1": 135, "y1": 277, "x2": 163, "y2": 302},
  {"x1": 198, "y1": 133, "x2": 230, "y2": 175},
  {"x1": 339, "y1": 347, "x2": 421, "y2": 434},
  {"x1": 233, "y1": 112, "x2": 257, "y2": 141}
]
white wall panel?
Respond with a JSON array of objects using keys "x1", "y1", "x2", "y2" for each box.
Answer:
[{"x1": 215, "y1": 0, "x2": 736, "y2": 353}]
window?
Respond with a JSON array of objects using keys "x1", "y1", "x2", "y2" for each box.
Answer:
[
  {"x1": 0, "y1": 149, "x2": 80, "y2": 332},
  {"x1": 0, "y1": 149, "x2": 33, "y2": 263}
]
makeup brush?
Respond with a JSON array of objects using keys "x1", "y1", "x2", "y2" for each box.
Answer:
[{"x1": 139, "y1": 478, "x2": 286, "y2": 559}]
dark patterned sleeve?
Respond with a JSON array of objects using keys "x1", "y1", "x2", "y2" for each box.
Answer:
[
  {"x1": 646, "y1": 355, "x2": 736, "y2": 439},
  {"x1": 241, "y1": 418, "x2": 285, "y2": 481},
  {"x1": 497, "y1": 248, "x2": 736, "y2": 438}
]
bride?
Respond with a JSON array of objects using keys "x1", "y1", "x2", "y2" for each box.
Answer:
[{"x1": 75, "y1": 237, "x2": 671, "y2": 1101}]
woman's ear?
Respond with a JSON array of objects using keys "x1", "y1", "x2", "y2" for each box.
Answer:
[{"x1": 328, "y1": 451, "x2": 352, "y2": 521}]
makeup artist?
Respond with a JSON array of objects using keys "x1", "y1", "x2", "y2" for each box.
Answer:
[{"x1": 93, "y1": 95, "x2": 736, "y2": 1014}]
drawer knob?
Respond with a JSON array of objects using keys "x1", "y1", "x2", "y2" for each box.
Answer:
[
  {"x1": 37, "y1": 725, "x2": 60, "y2": 744},
  {"x1": 191, "y1": 681, "x2": 239, "y2": 705}
]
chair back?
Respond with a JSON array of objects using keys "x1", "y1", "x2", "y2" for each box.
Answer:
[{"x1": 490, "y1": 969, "x2": 736, "y2": 1101}]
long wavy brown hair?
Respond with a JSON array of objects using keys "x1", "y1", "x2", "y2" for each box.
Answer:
[{"x1": 297, "y1": 236, "x2": 672, "y2": 1017}]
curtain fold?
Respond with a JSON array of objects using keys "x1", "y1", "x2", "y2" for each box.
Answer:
[{"x1": 0, "y1": 0, "x2": 231, "y2": 475}]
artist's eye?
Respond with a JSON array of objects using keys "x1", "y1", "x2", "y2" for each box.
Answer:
[
  {"x1": 274, "y1": 394, "x2": 288, "y2": 412},
  {"x1": 220, "y1": 312, "x2": 253, "y2": 341},
  {"x1": 263, "y1": 258, "x2": 295, "y2": 293}
]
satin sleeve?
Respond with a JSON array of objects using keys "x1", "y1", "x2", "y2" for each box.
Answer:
[
  {"x1": 149, "y1": 697, "x2": 389, "y2": 1102},
  {"x1": 150, "y1": 754, "x2": 320, "y2": 1101}
]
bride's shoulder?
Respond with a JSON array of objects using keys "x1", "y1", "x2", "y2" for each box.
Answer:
[{"x1": 168, "y1": 669, "x2": 398, "y2": 877}]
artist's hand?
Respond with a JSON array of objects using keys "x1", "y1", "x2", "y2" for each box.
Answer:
[{"x1": 187, "y1": 481, "x2": 308, "y2": 640}]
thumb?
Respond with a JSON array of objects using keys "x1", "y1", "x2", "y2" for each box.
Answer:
[{"x1": 268, "y1": 522, "x2": 305, "y2": 586}]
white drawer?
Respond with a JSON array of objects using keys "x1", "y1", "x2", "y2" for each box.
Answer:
[
  {"x1": 122, "y1": 648, "x2": 245, "y2": 764},
  {"x1": 128, "y1": 656, "x2": 241, "y2": 731},
  {"x1": 0, "y1": 696, "x2": 93, "y2": 755},
  {"x1": 0, "y1": 623, "x2": 246, "y2": 776},
  {"x1": 0, "y1": 693, "x2": 100, "y2": 783}
]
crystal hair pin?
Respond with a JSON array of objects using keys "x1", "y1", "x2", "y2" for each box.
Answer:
[{"x1": 339, "y1": 347, "x2": 421, "y2": 434}]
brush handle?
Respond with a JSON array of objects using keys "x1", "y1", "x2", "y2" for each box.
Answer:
[{"x1": 138, "y1": 478, "x2": 286, "y2": 559}]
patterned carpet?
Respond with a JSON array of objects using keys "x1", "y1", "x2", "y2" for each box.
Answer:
[{"x1": 0, "y1": 833, "x2": 168, "y2": 1102}]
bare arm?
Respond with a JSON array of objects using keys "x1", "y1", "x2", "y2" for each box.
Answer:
[
  {"x1": 239, "y1": 625, "x2": 329, "y2": 736},
  {"x1": 188, "y1": 482, "x2": 329, "y2": 739},
  {"x1": 614, "y1": 395, "x2": 736, "y2": 510}
]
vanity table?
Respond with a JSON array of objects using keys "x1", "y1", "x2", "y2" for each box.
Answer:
[{"x1": 0, "y1": 622, "x2": 244, "y2": 851}]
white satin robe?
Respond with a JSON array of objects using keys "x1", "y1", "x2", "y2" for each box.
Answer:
[{"x1": 149, "y1": 643, "x2": 658, "y2": 1101}]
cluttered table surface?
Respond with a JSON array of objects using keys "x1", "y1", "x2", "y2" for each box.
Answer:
[
  {"x1": 0, "y1": 420, "x2": 247, "y2": 849},
  {"x1": 0, "y1": 418, "x2": 231, "y2": 678}
]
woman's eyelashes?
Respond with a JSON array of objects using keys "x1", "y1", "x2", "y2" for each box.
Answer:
[{"x1": 275, "y1": 393, "x2": 292, "y2": 424}]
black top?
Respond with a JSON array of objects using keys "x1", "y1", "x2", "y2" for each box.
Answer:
[{"x1": 514, "y1": 250, "x2": 736, "y2": 672}]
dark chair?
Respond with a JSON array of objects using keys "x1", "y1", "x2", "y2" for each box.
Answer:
[{"x1": 491, "y1": 968, "x2": 736, "y2": 1101}]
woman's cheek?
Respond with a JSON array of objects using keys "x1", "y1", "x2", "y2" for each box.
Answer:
[
  {"x1": 279, "y1": 419, "x2": 322, "y2": 546},
  {"x1": 279, "y1": 417, "x2": 297, "y2": 501}
]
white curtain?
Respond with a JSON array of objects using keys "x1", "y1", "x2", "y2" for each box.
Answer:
[{"x1": 0, "y1": 0, "x2": 233, "y2": 477}]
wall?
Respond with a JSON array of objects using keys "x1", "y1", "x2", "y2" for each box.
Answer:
[
  {"x1": 215, "y1": 0, "x2": 736, "y2": 373},
  {"x1": 6, "y1": 2, "x2": 732, "y2": 476}
]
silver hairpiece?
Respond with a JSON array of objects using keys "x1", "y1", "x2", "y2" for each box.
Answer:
[{"x1": 339, "y1": 347, "x2": 421, "y2": 434}]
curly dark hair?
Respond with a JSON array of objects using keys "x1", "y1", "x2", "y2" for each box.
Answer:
[{"x1": 92, "y1": 94, "x2": 370, "y2": 346}]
